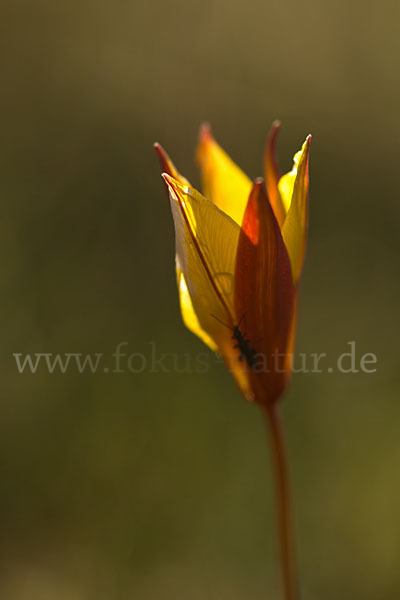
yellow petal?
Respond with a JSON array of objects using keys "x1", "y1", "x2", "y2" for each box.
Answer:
[
  {"x1": 196, "y1": 124, "x2": 252, "y2": 226},
  {"x1": 163, "y1": 173, "x2": 253, "y2": 401},
  {"x1": 164, "y1": 173, "x2": 238, "y2": 330},
  {"x1": 278, "y1": 146, "x2": 302, "y2": 215},
  {"x1": 176, "y1": 268, "x2": 217, "y2": 351},
  {"x1": 281, "y1": 136, "x2": 311, "y2": 283},
  {"x1": 155, "y1": 144, "x2": 217, "y2": 350}
]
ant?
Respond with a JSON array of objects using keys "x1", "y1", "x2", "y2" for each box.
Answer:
[{"x1": 211, "y1": 313, "x2": 259, "y2": 370}]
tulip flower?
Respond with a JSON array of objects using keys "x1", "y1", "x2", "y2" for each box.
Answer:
[
  {"x1": 154, "y1": 123, "x2": 310, "y2": 406},
  {"x1": 154, "y1": 123, "x2": 311, "y2": 600}
]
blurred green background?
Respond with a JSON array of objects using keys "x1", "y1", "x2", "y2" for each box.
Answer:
[{"x1": 1, "y1": 0, "x2": 399, "y2": 598}]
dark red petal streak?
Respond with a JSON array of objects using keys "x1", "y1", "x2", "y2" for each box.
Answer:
[
  {"x1": 264, "y1": 121, "x2": 286, "y2": 228},
  {"x1": 234, "y1": 180, "x2": 295, "y2": 405},
  {"x1": 154, "y1": 143, "x2": 178, "y2": 178},
  {"x1": 154, "y1": 143, "x2": 189, "y2": 199}
]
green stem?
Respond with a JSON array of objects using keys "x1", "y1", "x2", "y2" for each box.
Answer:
[{"x1": 264, "y1": 403, "x2": 299, "y2": 600}]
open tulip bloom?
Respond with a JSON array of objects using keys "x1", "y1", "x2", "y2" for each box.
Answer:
[{"x1": 155, "y1": 122, "x2": 311, "y2": 600}]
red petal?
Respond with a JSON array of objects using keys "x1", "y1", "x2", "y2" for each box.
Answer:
[
  {"x1": 234, "y1": 180, "x2": 295, "y2": 405},
  {"x1": 264, "y1": 121, "x2": 286, "y2": 228}
]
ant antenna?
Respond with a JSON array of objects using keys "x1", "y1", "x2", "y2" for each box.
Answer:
[{"x1": 210, "y1": 313, "x2": 231, "y2": 330}]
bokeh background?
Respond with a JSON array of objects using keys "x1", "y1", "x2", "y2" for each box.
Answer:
[{"x1": 1, "y1": 0, "x2": 399, "y2": 598}]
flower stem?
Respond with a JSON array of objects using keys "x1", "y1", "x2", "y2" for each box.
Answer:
[{"x1": 263, "y1": 403, "x2": 299, "y2": 600}]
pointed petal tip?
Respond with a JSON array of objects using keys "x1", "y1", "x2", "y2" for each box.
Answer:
[
  {"x1": 250, "y1": 179, "x2": 269, "y2": 212},
  {"x1": 267, "y1": 121, "x2": 281, "y2": 148},
  {"x1": 153, "y1": 141, "x2": 163, "y2": 155},
  {"x1": 161, "y1": 172, "x2": 180, "y2": 198},
  {"x1": 155, "y1": 144, "x2": 190, "y2": 186},
  {"x1": 248, "y1": 178, "x2": 268, "y2": 212},
  {"x1": 197, "y1": 123, "x2": 215, "y2": 167},
  {"x1": 264, "y1": 124, "x2": 286, "y2": 226},
  {"x1": 161, "y1": 172, "x2": 184, "y2": 193},
  {"x1": 267, "y1": 121, "x2": 281, "y2": 145},
  {"x1": 160, "y1": 171, "x2": 177, "y2": 200},
  {"x1": 303, "y1": 135, "x2": 312, "y2": 161},
  {"x1": 154, "y1": 142, "x2": 171, "y2": 171},
  {"x1": 199, "y1": 122, "x2": 212, "y2": 140},
  {"x1": 161, "y1": 172, "x2": 172, "y2": 183},
  {"x1": 198, "y1": 123, "x2": 214, "y2": 150}
]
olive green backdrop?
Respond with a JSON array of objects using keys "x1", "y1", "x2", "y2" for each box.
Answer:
[{"x1": 1, "y1": 0, "x2": 399, "y2": 598}]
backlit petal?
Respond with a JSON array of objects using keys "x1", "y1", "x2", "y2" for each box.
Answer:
[
  {"x1": 196, "y1": 124, "x2": 252, "y2": 226},
  {"x1": 281, "y1": 136, "x2": 311, "y2": 283},
  {"x1": 163, "y1": 174, "x2": 253, "y2": 400},
  {"x1": 234, "y1": 180, "x2": 295, "y2": 405},
  {"x1": 176, "y1": 268, "x2": 218, "y2": 351}
]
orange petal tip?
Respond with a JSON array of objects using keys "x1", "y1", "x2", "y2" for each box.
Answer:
[
  {"x1": 251, "y1": 177, "x2": 265, "y2": 196},
  {"x1": 199, "y1": 122, "x2": 212, "y2": 141},
  {"x1": 267, "y1": 121, "x2": 281, "y2": 154},
  {"x1": 155, "y1": 144, "x2": 190, "y2": 187},
  {"x1": 154, "y1": 142, "x2": 171, "y2": 172}
]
